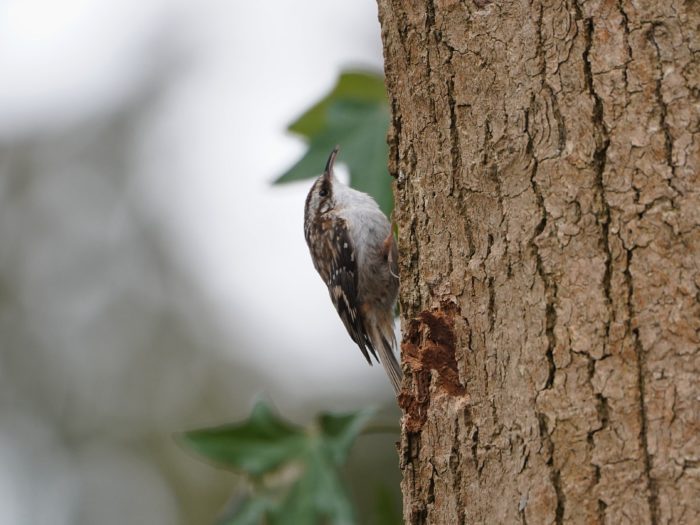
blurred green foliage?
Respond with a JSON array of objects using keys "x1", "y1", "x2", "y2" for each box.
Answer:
[
  {"x1": 182, "y1": 401, "x2": 399, "y2": 525},
  {"x1": 274, "y1": 70, "x2": 393, "y2": 215},
  {"x1": 373, "y1": 486, "x2": 403, "y2": 525}
]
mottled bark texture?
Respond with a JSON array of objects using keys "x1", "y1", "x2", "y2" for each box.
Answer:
[{"x1": 376, "y1": 0, "x2": 699, "y2": 523}]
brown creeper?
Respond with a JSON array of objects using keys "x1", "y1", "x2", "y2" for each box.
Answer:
[{"x1": 304, "y1": 146, "x2": 402, "y2": 394}]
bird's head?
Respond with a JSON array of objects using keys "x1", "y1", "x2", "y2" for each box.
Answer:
[{"x1": 304, "y1": 145, "x2": 339, "y2": 232}]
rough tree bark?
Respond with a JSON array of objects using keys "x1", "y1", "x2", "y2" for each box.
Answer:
[{"x1": 376, "y1": 0, "x2": 699, "y2": 523}]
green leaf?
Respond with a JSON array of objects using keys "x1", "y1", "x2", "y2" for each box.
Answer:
[
  {"x1": 268, "y1": 408, "x2": 374, "y2": 524},
  {"x1": 181, "y1": 401, "x2": 307, "y2": 477},
  {"x1": 276, "y1": 101, "x2": 392, "y2": 215},
  {"x1": 304, "y1": 449, "x2": 355, "y2": 525},
  {"x1": 275, "y1": 70, "x2": 393, "y2": 216},
  {"x1": 184, "y1": 403, "x2": 379, "y2": 525},
  {"x1": 270, "y1": 448, "x2": 355, "y2": 525},
  {"x1": 288, "y1": 70, "x2": 387, "y2": 137},
  {"x1": 318, "y1": 407, "x2": 376, "y2": 465}
]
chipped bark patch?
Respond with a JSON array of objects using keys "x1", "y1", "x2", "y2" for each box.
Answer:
[{"x1": 399, "y1": 304, "x2": 466, "y2": 433}]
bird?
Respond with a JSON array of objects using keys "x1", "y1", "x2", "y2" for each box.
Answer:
[{"x1": 303, "y1": 146, "x2": 402, "y2": 394}]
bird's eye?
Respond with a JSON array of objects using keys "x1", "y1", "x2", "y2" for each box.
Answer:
[{"x1": 319, "y1": 188, "x2": 328, "y2": 197}]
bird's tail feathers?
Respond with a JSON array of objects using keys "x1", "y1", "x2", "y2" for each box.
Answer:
[{"x1": 370, "y1": 320, "x2": 402, "y2": 395}]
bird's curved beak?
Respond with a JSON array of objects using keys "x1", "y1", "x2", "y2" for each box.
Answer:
[{"x1": 323, "y1": 145, "x2": 340, "y2": 180}]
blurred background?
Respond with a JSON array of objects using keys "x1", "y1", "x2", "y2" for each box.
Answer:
[{"x1": 0, "y1": 1, "x2": 400, "y2": 523}]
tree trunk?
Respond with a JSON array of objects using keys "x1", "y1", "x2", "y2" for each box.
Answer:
[{"x1": 376, "y1": 0, "x2": 699, "y2": 523}]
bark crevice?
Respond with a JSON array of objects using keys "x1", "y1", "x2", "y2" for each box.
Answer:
[
  {"x1": 525, "y1": 103, "x2": 557, "y2": 393},
  {"x1": 447, "y1": 73, "x2": 462, "y2": 180},
  {"x1": 625, "y1": 248, "x2": 660, "y2": 525},
  {"x1": 580, "y1": 13, "x2": 617, "y2": 517},
  {"x1": 538, "y1": 413, "x2": 565, "y2": 525},
  {"x1": 526, "y1": 95, "x2": 563, "y2": 522},
  {"x1": 617, "y1": 0, "x2": 632, "y2": 97},
  {"x1": 648, "y1": 23, "x2": 681, "y2": 199},
  {"x1": 581, "y1": 9, "x2": 613, "y2": 344}
]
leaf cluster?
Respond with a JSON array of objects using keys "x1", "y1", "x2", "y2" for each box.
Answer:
[
  {"x1": 181, "y1": 401, "x2": 378, "y2": 524},
  {"x1": 274, "y1": 70, "x2": 393, "y2": 215}
]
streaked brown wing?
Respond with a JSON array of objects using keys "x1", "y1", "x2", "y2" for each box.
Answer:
[{"x1": 325, "y1": 219, "x2": 376, "y2": 364}]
